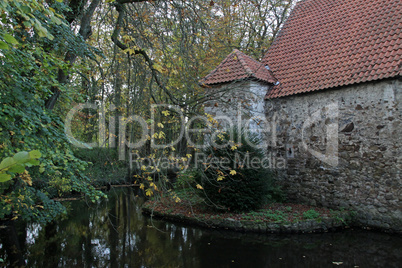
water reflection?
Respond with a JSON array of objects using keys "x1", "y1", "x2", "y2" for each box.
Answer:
[{"x1": 0, "y1": 188, "x2": 401, "y2": 267}]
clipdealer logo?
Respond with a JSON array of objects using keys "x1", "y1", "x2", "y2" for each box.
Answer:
[{"x1": 64, "y1": 102, "x2": 339, "y2": 168}]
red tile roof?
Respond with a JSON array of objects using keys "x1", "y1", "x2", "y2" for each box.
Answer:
[
  {"x1": 263, "y1": 0, "x2": 402, "y2": 99},
  {"x1": 200, "y1": 49, "x2": 276, "y2": 86}
]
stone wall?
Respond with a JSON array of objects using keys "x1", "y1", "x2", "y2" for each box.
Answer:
[
  {"x1": 265, "y1": 78, "x2": 401, "y2": 232},
  {"x1": 204, "y1": 80, "x2": 271, "y2": 140}
]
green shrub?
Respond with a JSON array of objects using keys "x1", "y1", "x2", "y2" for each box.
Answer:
[
  {"x1": 303, "y1": 209, "x2": 321, "y2": 220},
  {"x1": 196, "y1": 128, "x2": 281, "y2": 212},
  {"x1": 73, "y1": 148, "x2": 128, "y2": 186},
  {"x1": 175, "y1": 169, "x2": 198, "y2": 189}
]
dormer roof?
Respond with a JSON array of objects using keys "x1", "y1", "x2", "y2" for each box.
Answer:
[{"x1": 200, "y1": 49, "x2": 276, "y2": 87}]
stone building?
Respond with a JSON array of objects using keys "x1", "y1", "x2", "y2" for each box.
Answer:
[
  {"x1": 201, "y1": 0, "x2": 401, "y2": 232},
  {"x1": 200, "y1": 49, "x2": 276, "y2": 144}
]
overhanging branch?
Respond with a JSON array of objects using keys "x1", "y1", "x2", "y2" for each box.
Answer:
[{"x1": 111, "y1": 1, "x2": 180, "y2": 106}]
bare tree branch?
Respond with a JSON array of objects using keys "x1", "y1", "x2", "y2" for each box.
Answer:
[{"x1": 111, "y1": 1, "x2": 180, "y2": 106}]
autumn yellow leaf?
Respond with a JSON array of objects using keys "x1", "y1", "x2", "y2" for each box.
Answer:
[
  {"x1": 162, "y1": 110, "x2": 170, "y2": 116},
  {"x1": 158, "y1": 131, "x2": 165, "y2": 139},
  {"x1": 150, "y1": 182, "x2": 158, "y2": 191},
  {"x1": 139, "y1": 183, "x2": 145, "y2": 190},
  {"x1": 230, "y1": 170, "x2": 236, "y2": 175},
  {"x1": 20, "y1": 170, "x2": 32, "y2": 186},
  {"x1": 153, "y1": 63, "x2": 164, "y2": 73},
  {"x1": 145, "y1": 188, "x2": 153, "y2": 196},
  {"x1": 217, "y1": 176, "x2": 224, "y2": 181},
  {"x1": 196, "y1": 184, "x2": 203, "y2": 190}
]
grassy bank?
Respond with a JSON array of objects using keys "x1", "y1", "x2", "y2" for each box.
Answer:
[{"x1": 142, "y1": 190, "x2": 355, "y2": 233}]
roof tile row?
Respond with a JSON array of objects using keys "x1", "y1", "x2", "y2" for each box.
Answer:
[{"x1": 262, "y1": 0, "x2": 401, "y2": 99}]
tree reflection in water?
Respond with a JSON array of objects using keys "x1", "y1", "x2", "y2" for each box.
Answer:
[{"x1": 0, "y1": 188, "x2": 401, "y2": 267}]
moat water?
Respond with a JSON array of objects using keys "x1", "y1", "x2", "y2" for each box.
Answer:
[{"x1": 1, "y1": 188, "x2": 401, "y2": 267}]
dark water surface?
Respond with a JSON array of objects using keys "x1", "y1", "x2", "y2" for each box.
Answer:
[{"x1": 1, "y1": 188, "x2": 401, "y2": 267}]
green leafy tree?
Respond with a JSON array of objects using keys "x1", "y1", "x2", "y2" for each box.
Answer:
[
  {"x1": 195, "y1": 128, "x2": 280, "y2": 212},
  {"x1": 0, "y1": 0, "x2": 104, "y2": 223}
]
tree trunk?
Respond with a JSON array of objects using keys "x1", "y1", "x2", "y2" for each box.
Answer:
[{"x1": 45, "y1": 0, "x2": 101, "y2": 110}]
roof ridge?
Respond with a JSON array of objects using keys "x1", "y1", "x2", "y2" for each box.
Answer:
[{"x1": 234, "y1": 49, "x2": 254, "y2": 75}]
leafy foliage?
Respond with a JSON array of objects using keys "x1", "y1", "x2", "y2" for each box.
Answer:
[
  {"x1": 0, "y1": 150, "x2": 41, "y2": 183},
  {"x1": 0, "y1": 91, "x2": 104, "y2": 222},
  {"x1": 73, "y1": 148, "x2": 128, "y2": 186},
  {"x1": 0, "y1": 0, "x2": 104, "y2": 223},
  {"x1": 303, "y1": 209, "x2": 321, "y2": 220},
  {"x1": 196, "y1": 128, "x2": 280, "y2": 212},
  {"x1": 175, "y1": 169, "x2": 199, "y2": 189}
]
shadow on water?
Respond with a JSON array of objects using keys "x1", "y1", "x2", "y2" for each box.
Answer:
[{"x1": 1, "y1": 187, "x2": 401, "y2": 267}]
